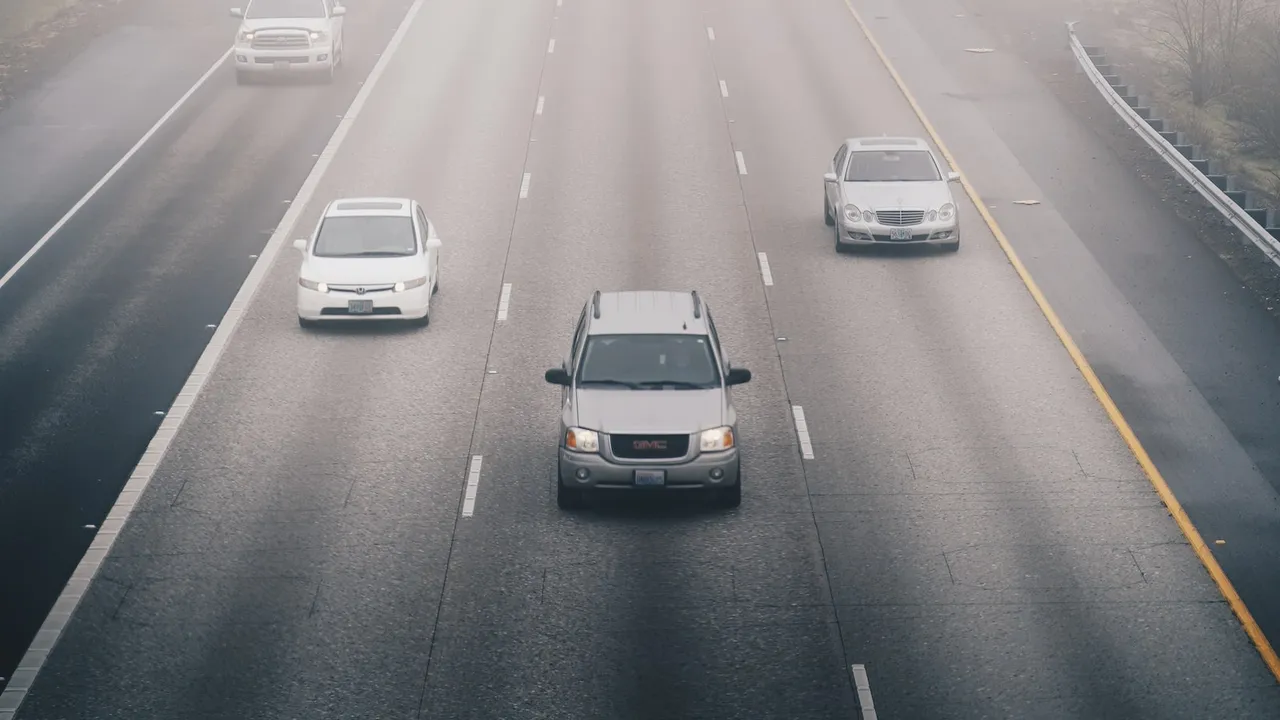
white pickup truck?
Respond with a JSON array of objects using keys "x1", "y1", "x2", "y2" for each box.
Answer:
[{"x1": 230, "y1": 0, "x2": 346, "y2": 84}]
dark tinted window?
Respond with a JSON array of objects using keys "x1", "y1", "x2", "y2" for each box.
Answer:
[
  {"x1": 844, "y1": 150, "x2": 940, "y2": 182},
  {"x1": 246, "y1": 0, "x2": 326, "y2": 18},
  {"x1": 313, "y1": 216, "x2": 417, "y2": 257},
  {"x1": 578, "y1": 334, "x2": 720, "y2": 389}
]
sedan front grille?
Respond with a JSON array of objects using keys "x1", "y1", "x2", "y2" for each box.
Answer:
[
  {"x1": 251, "y1": 32, "x2": 311, "y2": 50},
  {"x1": 875, "y1": 210, "x2": 925, "y2": 226},
  {"x1": 610, "y1": 434, "x2": 689, "y2": 460}
]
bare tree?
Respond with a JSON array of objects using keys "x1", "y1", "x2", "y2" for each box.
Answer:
[
  {"x1": 1225, "y1": 5, "x2": 1280, "y2": 158},
  {"x1": 1147, "y1": 0, "x2": 1261, "y2": 105}
]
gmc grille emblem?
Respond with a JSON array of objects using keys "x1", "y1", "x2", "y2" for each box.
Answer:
[{"x1": 633, "y1": 440, "x2": 667, "y2": 450}]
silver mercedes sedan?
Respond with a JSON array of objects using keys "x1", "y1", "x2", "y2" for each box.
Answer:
[{"x1": 823, "y1": 136, "x2": 962, "y2": 253}]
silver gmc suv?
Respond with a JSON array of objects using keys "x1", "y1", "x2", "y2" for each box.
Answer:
[{"x1": 544, "y1": 290, "x2": 753, "y2": 510}]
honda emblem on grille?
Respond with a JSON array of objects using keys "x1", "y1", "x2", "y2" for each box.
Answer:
[
  {"x1": 356, "y1": 287, "x2": 366, "y2": 295},
  {"x1": 633, "y1": 440, "x2": 667, "y2": 450}
]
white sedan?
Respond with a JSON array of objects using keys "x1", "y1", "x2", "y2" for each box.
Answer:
[{"x1": 294, "y1": 197, "x2": 441, "y2": 328}]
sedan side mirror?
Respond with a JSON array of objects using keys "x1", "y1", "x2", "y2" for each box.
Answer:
[
  {"x1": 230, "y1": 7, "x2": 244, "y2": 17},
  {"x1": 947, "y1": 171, "x2": 961, "y2": 182},
  {"x1": 332, "y1": 5, "x2": 346, "y2": 15},
  {"x1": 425, "y1": 237, "x2": 442, "y2": 249},
  {"x1": 545, "y1": 367, "x2": 571, "y2": 386},
  {"x1": 292, "y1": 238, "x2": 307, "y2": 252},
  {"x1": 823, "y1": 172, "x2": 838, "y2": 184},
  {"x1": 726, "y1": 367, "x2": 752, "y2": 386}
]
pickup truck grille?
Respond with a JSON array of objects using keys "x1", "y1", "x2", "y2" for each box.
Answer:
[
  {"x1": 252, "y1": 32, "x2": 311, "y2": 50},
  {"x1": 875, "y1": 210, "x2": 925, "y2": 226},
  {"x1": 610, "y1": 434, "x2": 689, "y2": 460}
]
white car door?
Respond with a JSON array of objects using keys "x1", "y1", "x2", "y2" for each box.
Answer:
[{"x1": 415, "y1": 205, "x2": 438, "y2": 281}]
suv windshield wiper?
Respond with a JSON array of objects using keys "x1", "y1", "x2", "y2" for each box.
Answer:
[
  {"x1": 631, "y1": 380, "x2": 710, "y2": 389},
  {"x1": 578, "y1": 379, "x2": 644, "y2": 389}
]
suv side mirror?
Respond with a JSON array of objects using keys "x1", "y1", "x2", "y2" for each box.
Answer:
[
  {"x1": 823, "y1": 172, "x2": 838, "y2": 184},
  {"x1": 332, "y1": 5, "x2": 346, "y2": 15},
  {"x1": 425, "y1": 237, "x2": 442, "y2": 250},
  {"x1": 230, "y1": 7, "x2": 244, "y2": 17},
  {"x1": 947, "y1": 171, "x2": 961, "y2": 182},
  {"x1": 292, "y1": 238, "x2": 307, "y2": 252},
  {"x1": 726, "y1": 367, "x2": 752, "y2": 386},
  {"x1": 545, "y1": 367, "x2": 571, "y2": 386}
]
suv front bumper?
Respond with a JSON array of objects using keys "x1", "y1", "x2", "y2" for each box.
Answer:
[
  {"x1": 235, "y1": 45, "x2": 335, "y2": 73},
  {"x1": 558, "y1": 447, "x2": 740, "y2": 491}
]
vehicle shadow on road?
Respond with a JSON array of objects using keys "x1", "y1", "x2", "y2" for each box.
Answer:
[{"x1": 573, "y1": 492, "x2": 736, "y2": 521}]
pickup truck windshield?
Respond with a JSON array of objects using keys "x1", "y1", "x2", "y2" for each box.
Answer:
[{"x1": 246, "y1": 0, "x2": 326, "y2": 19}]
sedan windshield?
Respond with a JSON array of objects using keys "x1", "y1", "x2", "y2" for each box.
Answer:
[
  {"x1": 245, "y1": 0, "x2": 326, "y2": 19},
  {"x1": 845, "y1": 150, "x2": 941, "y2": 182},
  {"x1": 313, "y1": 216, "x2": 417, "y2": 258},
  {"x1": 578, "y1": 334, "x2": 721, "y2": 389}
]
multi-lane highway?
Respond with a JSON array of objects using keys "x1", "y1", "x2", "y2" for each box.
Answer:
[{"x1": 2, "y1": 0, "x2": 1280, "y2": 717}]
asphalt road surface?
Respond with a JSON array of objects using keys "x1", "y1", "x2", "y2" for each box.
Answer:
[{"x1": 3, "y1": 0, "x2": 1280, "y2": 717}]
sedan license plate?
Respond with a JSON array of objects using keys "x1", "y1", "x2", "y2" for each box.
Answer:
[
  {"x1": 348, "y1": 299, "x2": 374, "y2": 314},
  {"x1": 634, "y1": 470, "x2": 666, "y2": 487},
  {"x1": 889, "y1": 227, "x2": 912, "y2": 240},
  {"x1": 273, "y1": 60, "x2": 289, "y2": 71}
]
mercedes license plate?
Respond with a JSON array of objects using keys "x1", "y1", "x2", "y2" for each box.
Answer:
[
  {"x1": 889, "y1": 227, "x2": 911, "y2": 240},
  {"x1": 348, "y1": 299, "x2": 374, "y2": 314},
  {"x1": 634, "y1": 470, "x2": 666, "y2": 487},
  {"x1": 273, "y1": 60, "x2": 289, "y2": 71}
]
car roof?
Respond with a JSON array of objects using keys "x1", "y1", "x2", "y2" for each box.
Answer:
[
  {"x1": 587, "y1": 290, "x2": 710, "y2": 336},
  {"x1": 845, "y1": 136, "x2": 931, "y2": 152},
  {"x1": 323, "y1": 197, "x2": 415, "y2": 217}
]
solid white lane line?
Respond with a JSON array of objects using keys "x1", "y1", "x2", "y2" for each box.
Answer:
[
  {"x1": 707, "y1": 26, "x2": 716, "y2": 41},
  {"x1": 851, "y1": 664, "x2": 878, "y2": 720},
  {"x1": 536, "y1": 96, "x2": 545, "y2": 115},
  {"x1": 719, "y1": 79, "x2": 729, "y2": 97},
  {"x1": 757, "y1": 252, "x2": 773, "y2": 286},
  {"x1": 462, "y1": 455, "x2": 483, "y2": 517},
  {"x1": 497, "y1": 283, "x2": 512, "y2": 321},
  {"x1": 519, "y1": 173, "x2": 532, "y2": 199},
  {"x1": 0, "y1": 46, "x2": 234, "y2": 292},
  {"x1": 792, "y1": 405, "x2": 815, "y2": 459},
  {"x1": 548, "y1": 38, "x2": 556, "y2": 53},
  {"x1": 735, "y1": 150, "x2": 747, "y2": 175},
  {"x1": 0, "y1": 2, "x2": 427, "y2": 717}
]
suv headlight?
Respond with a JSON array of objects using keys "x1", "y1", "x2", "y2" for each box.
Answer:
[
  {"x1": 238, "y1": 30, "x2": 254, "y2": 43},
  {"x1": 937, "y1": 203, "x2": 956, "y2": 222},
  {"x1": 395, "y1": 277, "x2": 427, "y2": 292},
  {"x1": 310, "y1": 30, "x2": 327, "y2": 41},
  {"x1": 699, "y1": 426, "x2": 735, "y2": 452},
  {"x1": 564, "y1": 427, "x2": 600, "y2": 453},
  {"x1": 299, "y1": 278, "x2": 328, "y2": 292}
]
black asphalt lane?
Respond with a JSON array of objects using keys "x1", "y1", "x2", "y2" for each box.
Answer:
[
  {"x1": 850, "y1": 0, "x2": 1280, "y2": 658},
  {"x1": 0, "y1": 0, "x2": 414, "y2": 686},
  {"x1": 9, "y1": 0, "x2": 1280, "y2": 718}
]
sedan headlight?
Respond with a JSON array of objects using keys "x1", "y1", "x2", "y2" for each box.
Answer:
[
  {"x1": 564, "y1": 427, "x2": 600, "y2": 453},
  {"x1": 699, "y1": 426, "x2": 735, "y2": 452},
  {"x1": 395, "y1": 277, "x2": 428, "y2": 292},
  {"x1": 842, "y1": 204, "x2": 863, "y2": 223},
  {"x1": 298, "y1": 278, "x2": 328, "y2": 292},
  {"x1": 937, "y1": 203, "x2": 956, "y2": 222}
]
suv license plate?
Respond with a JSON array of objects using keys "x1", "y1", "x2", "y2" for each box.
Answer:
[
  {"x1": 889, "y1": 227, "x2": 911, "y2": 240},
  {"x1": 634, "y1": 470, "x2": 666, "y2": 487},
  {"x1": 348, "y1": 299, "x2": 374, "y2": 314},
  {"x1": 274, "y1": 60, "x2": 289, "y2": 70}
]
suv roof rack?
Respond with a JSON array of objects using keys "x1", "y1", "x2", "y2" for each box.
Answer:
[
  {"x1": 690, "y1": 290, "x2": 702, "y2": 319},
  {"x1": 591, "y1": 290, "x2": 602, "y2": 319}
]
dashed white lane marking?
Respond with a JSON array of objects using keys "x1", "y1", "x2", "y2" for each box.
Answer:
[
  {"x1": 707, "y1": 26, "x2": 716, "y2": 41},
  {"x1": 548, "y1": 38, "x2": 556, "y2": 53},
  {"x1": 462, "y1": 455, "x2": 483, "y2": 517},
  {"x1": 792, "y1": 405, "x2": 815, "y2": 459},
  {"x1": 851, "y1": 664, "x2": 878, "y2": 719},
  {"x1": 757, "y1": 252, "x2": 774, "y2": 286},
  {"x1": 536, "y1": 96, "x2": 545, "y2": 115},
  {"x1": 735, "y1": 150, "x2": 748, "y2": 175},
  {"x1": 519, "y1": 173, "x2": 532, "y2": 199},
  {"x1": 497, "y1": 283, "x2": 512, "y2": 321},
  {"x1": 0, "y1": 1, "x2": 428, "y2": 717},
  {"x1": 0, "y1": 46, "x2": 234, "y2": 292},
  {"x1": 719, "y1": 79, "x2": 729, "y2": 97}
]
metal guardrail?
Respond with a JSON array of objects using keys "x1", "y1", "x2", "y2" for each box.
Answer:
[{"x1": 1066, "y1": 21, "x2": 1280, "y2": 267}]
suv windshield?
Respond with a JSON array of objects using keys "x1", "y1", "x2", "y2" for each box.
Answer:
[
  {"x1": 245, "y1": 0, "x2": 326, "y2": 19},
  {"x1": 845, "y1": 150, "x2": 940, "y2": 182},
  {"x1": 313, "y1": 216, "x2": 417, "y2": 258},
  {"x1": 578, "y1": 334, "x2": 721, "y2": 389}
]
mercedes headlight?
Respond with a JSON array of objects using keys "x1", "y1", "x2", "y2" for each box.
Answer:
[
  {"x1": 298, "y1": 278, "x2": 328, "y2": 292},
  {"x1": 842, "y1": 204, "x2": 862, "y2": 223},
  {"x1": 564, "y1": 427, "x2": 600, "y2": 453},
  {"x1": 699, "y1": 426, "x2": 735, "y2": 452},
  {"x1": 937, "y1": 203, "x2": 956, "y2": 222}
]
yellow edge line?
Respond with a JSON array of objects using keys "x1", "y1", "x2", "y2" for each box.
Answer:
[{"x1": 839, "y1": 0, "x2": 1280, "y2": 682}]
